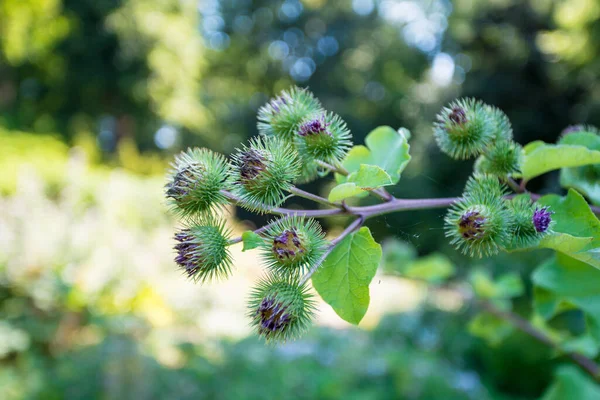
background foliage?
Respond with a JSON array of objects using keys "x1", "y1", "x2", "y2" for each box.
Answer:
[{"x1": 1, "y1": 0, "x2": 600, "y2": 398}]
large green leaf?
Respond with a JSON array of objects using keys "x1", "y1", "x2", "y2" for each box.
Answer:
[
  {"x1": 559, "y1": 131, "x2": 600, "y2": 206},
  {"x1": 311, "y1": 227, "x2": 382, "y2": 325},
  {"x1": 537, "y1": 189, "x2": 600, "y2": 269},
  {"x1": 561, "y1": 167, "x2": 600, "y2": 206},
  {"x1": 541, "y1": 366, "x2": 600, "y2": 400},
  {"x1": 533, "y1": 253, "x2": 600, "y2": 341},
  {"x1": 336, "y1": 126, "x2": 411, "y2": 184},
  {"x1": 520, "y1": 141, "x2": 600, "y2": 181},
  {"x1": 328, "y1": 164, "x2": 392, "y2": 202}
]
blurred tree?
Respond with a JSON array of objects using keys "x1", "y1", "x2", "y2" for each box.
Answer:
[{"x1": 0, "y1": 0, "x2": 207, "y2": 151}]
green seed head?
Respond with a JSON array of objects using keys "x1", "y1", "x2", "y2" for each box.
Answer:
[
  {"x1": 434, "y1": 98, "x2": 495, "y2": 159},
  {"x1": 295, "y1": 112, "x2": 352, "y2": 166},
  {"x1": 505, "y1": 196, "x2": 553, "y2": 248},
  {"x1": 257, "y1": 86, "x2": 324, "y2": 142},
  {"x1": 248, "y1": 275, "x2": 316, "y2": 343},
  {"x1": 463, "y1": 173, "x2": 509, "y2": 205},
  {"x1": 165, "y1": 148, "x2": 231, "y2": 217},
  {"x1": 446, "y1": 176, "x2": 512, "y2": 257},
  {"x1": 261, "y1": 216, "x2": 328, "y2": 276},
  {"x1": 475, "y1": 140, "x2": 522, "y2": 177},
  {"x1": 173, "y1": 217, "x2": 233, "y2": 283},
  {"x1": 486, "y1": 105, "x2": 513, "y2": 141},
  {"x1": 231, "y1": 136, "x2": 301, "y2": 213},
  {"x1": 445, "y1": 201, "x2": 512, "y2": 258}
]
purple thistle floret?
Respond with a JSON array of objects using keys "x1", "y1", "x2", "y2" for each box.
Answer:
[
  {"x1": 257, "y1": 296, "x2": 292, "y2": 334},
  {"x1": 298, "y1": 117, "x2": 331, "y2": 137},
  {"x1": 458, "y1": 210, "x2": 486, "y2": 240},
  {"x1": 448, "y1": 106, "x2": 467, "y2": 125},
  {"x1": 269, "y1": 95, "x2": 289, "y2": 113},
  {"x1": 174, "y1": 230, "x2": 200, "y2": 277},
  {"x1": 533, "y1": 207, "x2": 552, "y2": 233}
]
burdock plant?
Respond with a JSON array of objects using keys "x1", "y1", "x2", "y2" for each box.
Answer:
[
  {"x1": 173, "y1": 217, "x2": 233, "y2": 282},
  {"x1": 165, "y1": 148, "x2": 230, "y2": 217},
  {"x1": 164, "y1": 84, "x2": 600, "y2": 387},
  {"x1": 260, "y1": 216, "x2": 328, "y2": 277},
  {"x1": 248, "y1": 276, "x2": 316, "y2": 342}
]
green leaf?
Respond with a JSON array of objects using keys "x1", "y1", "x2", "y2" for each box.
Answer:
[
  {"x1": 335, "y1": 145, "x2": 371, "y2": 184},
  {"x1": 337, "y1": 126, "x2": 411, "y2": 184},
  {"x1": 537, "y1": 189, "x2": 600, "y2": 269},
  {"x1": 541, "y1": 366, "x2": 600, "y2": 400},
  {"x1": 534, "y1": 286, "x2": 568, "y2": 320},
  {"x1": 402, "y1": 253, "x2": 455, "y2": 283},
  {"x1": 559, "y1": 335, "x2": 599, "y2": 359},
  {"x1": 559, "y1": 131, "x2": 600, "y2": 206},
  {"x1": 364, "y1": 126, "x2": 411, "y2": 183},
  {"x1": 560, "y1": 167, "x2": 600, "y2": 206},
  {"x1": 559, "y1": 131, "x2": 600, "y2": 149},
  {"x1": 328, "y1": 164, "x2": 392, "y2": 202},
  {"x1": 311, "y1": 227, "x2": 382, "y2": 325},
  {"x1": 241, "y1": 231, "x2": 263, "y2": 252},
  {"x1": 468, "y1": 312, "x2": 514, "y2": 346},
  {"x1": 539, "y1": 232, "x2": 594, "y2": 254},
  {"x1": 328, "y1": 182, "x2": 367, "y2": 202},
  {"x1": 533, "y1": 253, "x2": 600, "y2": 340},
  {"x1": 348, "y1": 164, "x2": 393, "y2": 189},
  {"x1": 520, "y1": 141, "x2": 600, "y2": 180},
  {"x1": 470, "y1": 270, "x2": 524, "y2": 299}
]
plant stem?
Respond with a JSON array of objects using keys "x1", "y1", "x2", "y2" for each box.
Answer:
[
  {"x1": 478, "y1": 299, "x2": 600, "y2": 380},
  {"x1": 299, "y1": 217, "x2": 364, "y2": 285},
  {"x1": 315, "y1": 159, "x2": 348, "y2": 175},
  {"x1": 224, "y1": 190, "x2": 600, "y2": 220},
  {"x1": 506, "y1": 177, "x2": 522, "y2": 193},
  {"x1": 519, "y1": 179, "x2": 528, "y2": 192},
  {"x1": 289, "y1": 186, "x2": 341, "y2": 208},
  {"x1": 348, "y1": 197, "x2": 458, "y2": 219}
]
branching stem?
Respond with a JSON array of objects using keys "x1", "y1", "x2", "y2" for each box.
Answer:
[
  {"x1": 289, "y1": 186, "x2": 340, "y2": 208},
  {"x1": 299, "y1": 217, "x2": 364, "y2": 285},
  {"x1": 224, "y1": 187, "x2": 600, "y2": 377},
  {"x1": 224, "y1": 190, "x2": 600, "y2": 221},
  {"x1": 506, "y1": 177, "x2": 522, "y2": 193}
]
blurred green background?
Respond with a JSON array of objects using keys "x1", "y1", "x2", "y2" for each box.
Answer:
[{"x1": 1, "y1": 0, "x2": 599, "y2": 398}]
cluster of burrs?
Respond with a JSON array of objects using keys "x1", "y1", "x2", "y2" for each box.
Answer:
[
  {"x1": 165, "y1": 87, "x2": 351, "y2": 342},
  {"x1": 445, "y1": 174, "x2": 553, "y2": 257},
  {"x1": 164, "y1": 88, "x2": 563, "y2": 342},
  {"x1": 435, "y1": 99, "x2": 554, "y2": 256}
]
